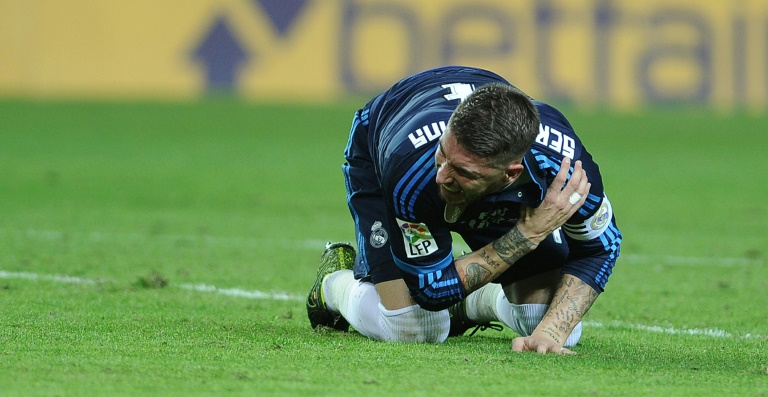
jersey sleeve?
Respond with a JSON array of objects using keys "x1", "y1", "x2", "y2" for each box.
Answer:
[
  {"x1": 532, "y1": 102, "x2": 623, "y2": 293},
  {"x1": 381, "y1": 140, "x2": 466, "y2": 310},
  {"x1": 370, "y1": 70, "x2": 510, "y2": 310}
]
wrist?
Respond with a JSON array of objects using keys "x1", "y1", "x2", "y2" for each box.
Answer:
[
  {"x1": 490, "y1": 226, "x2": 537, "y2": 268},
  {"x1": 531, "y1": 325, "x2": 564, "y2": 346},
  {"x1": 513, "y1": 222, "x2": 543, "y2": 249}
]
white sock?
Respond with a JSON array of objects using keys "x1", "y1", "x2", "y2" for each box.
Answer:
[
  {"x1": 462, "y1": 285, "x2": 584, "y2": 346},
  {"x1": 464, "y1": 283, "x2": 504, "y2": 323},
  {"x1": 463, "y1": 283, "x2": 523, "y2": 332},
  {"x1": 323, "y1": 270, "x2": 393, "y2": 341},
  {"x1": 322, "y1": 269, "x2": 354, "y2": 313},
  {"x1": 322, "y1": 269, "x2": 377, "y2": 329},
  {"x1": 323, "y1": 270, "x2": 449, "y2": 342},
  {"x1": 379, "y1": 304, "x2": 450, "y2": 343},
  {"x1": 564, "y1": 321, "x2": 582, "y2": 347},
  {"x1": 510, "y1": 303, "x2": 548, "y2": 336}
]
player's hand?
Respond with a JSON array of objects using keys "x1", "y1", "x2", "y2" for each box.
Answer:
[
  {"x1": 511, "y1": 335, "x2": 575, "y2": 355},
  {"x1": 516, "y1": 157, "x2": 589, "y2": 245}
]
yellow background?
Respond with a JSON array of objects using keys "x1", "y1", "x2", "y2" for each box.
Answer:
[{"x1": 0, "y1": 0, "x2": 766, "y2": 108}]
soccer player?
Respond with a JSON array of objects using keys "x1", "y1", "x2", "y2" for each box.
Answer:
[{"x1": 306, "y1": 66, "x2": 622, "y2": 354}]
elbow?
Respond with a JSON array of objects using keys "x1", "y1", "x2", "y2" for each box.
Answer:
[
  {"x1": 407, "y1": 266, "x2": 467, "y2": 311},
  {"x1": 411, "y1": 291, "x2": 460, "y2": 311}
]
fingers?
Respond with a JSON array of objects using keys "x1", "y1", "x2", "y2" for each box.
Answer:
[
  {"x1": 572, "y1": 182, "x2": 590, "y2": 208},
  {"x1": 511, "y1": 336, "x2": 576, "y2": 355},
  {"x1": 558, "y1": 347, "x2": 576, "y2": 355},
  {"x1": 549, "y1": 157, "x2": 572, "y2": 196},
  {"x1": 516, "y1": 157, "x2": 591, "y2": 244},
  {"x1": 511, "y1": 337, "x2": 525, "y2": 352},
  {"x1": 573, "y1": 163, "x2": 590, "y2": 205},
  {"x1": 561, "y1": 158, "x2": 587, "y2": 196},
  {"x1": 553, "y1": 157, "x2": 590, "y2": 209}
]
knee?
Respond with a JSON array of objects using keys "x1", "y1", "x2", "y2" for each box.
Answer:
[
  {"x1": 407, "y1": 266, "x2": 466, "y2": 311},
  {"x1": 411, "y1": 294, "x2": 455, "y2": 312},
  {"x1": 379, "y1": 304, "x2": 450, "y2": 343}
]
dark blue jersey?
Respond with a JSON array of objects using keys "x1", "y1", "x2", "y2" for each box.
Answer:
[{"x1": 364, "y1": 66, "x2": 621, "y2": 305}]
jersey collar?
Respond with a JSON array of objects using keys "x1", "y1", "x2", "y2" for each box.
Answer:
[{"x1": 482, "y1": 151, "x2": 547, "y2": 206}]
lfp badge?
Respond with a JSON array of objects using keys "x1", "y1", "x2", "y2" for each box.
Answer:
[{"x1": 397, "y1": 219, "x2": 438, "y2": 258}]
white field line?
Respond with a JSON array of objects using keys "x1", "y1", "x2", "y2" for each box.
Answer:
[
  {"x1": 620, "y1": 254, "x2": 763, "y2": 267},
  {"x1": 586, "y1": 321, "x2": 741, "y2": 338},
  {"x1": 178, "y1": 283, "x2": 302, "y2": 301},
  {"x1": 0, "y1": 228, "x2": 764, "y2": 268},
  {"x1": 1, "y1": 228, "x2": 765, "y2": 339},
  {"x1": 0, "y1": 269, "x2": 764, "y2": 341},
  {"x1": 0, "y1": 270, "x2": 99, "y2": 285},
  {"x1": 0, "y1": 228, "x2": 328, "y2": 250}
]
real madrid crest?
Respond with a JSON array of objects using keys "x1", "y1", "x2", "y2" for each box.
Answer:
[
  {"x1": 590, "y1": 201, "x2": 611, "y2": 230},
  {"x1": 370, "y1": 221, "x2": 388, "y2": 248}
]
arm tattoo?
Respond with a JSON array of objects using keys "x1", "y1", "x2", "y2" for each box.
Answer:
[
  {"x1": 479, "y1": 249, "x2": 500, "y2": 269},
  {"x1": 491, "y1": 226, "x2": 535, "y2": 267},
  {"x1": 464, "y1": 262, "x2": 492, "y2": 291}
]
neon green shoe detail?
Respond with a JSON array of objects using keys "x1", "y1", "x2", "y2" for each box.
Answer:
[{"x1": 306, "y1": 242, "x2": 356, "y2": 331}]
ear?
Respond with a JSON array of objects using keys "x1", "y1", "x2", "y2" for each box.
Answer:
[{"x1": 504, "y1": 162, "x2": 524, "y2": 183}]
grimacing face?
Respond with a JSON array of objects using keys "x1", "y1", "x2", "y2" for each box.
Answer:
[{"x1": 433, "y1": 130, "x2": 522, "y2": 206}]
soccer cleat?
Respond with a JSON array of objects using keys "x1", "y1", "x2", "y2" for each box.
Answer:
[
  {"x1": 448, "y1": 299, "x2": 504, "y2": 337},
  {"x1": 306, "y1": 242, "x2": 356, "y2": 331}
]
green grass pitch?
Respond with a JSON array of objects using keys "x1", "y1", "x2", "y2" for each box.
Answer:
[{"x1": 0, "y1": 98, "x2": 766, "y2": 396}]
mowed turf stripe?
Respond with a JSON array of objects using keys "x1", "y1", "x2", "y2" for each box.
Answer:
[
  {"x1": 178, "y1": 283, "x2": 304, "y2": 301},
  {"x1": 0, "y1": 268, "x2": 763, "y2": 341},
  {"x1": 0, "y1": 269, "x2": 303, "y2": 301},
  {"x1": 1, "y1": 228, "x2": 763, "y2": 267},
  {"x1": 0, "y1": 228, "x2": 328, "y2": 250}
]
